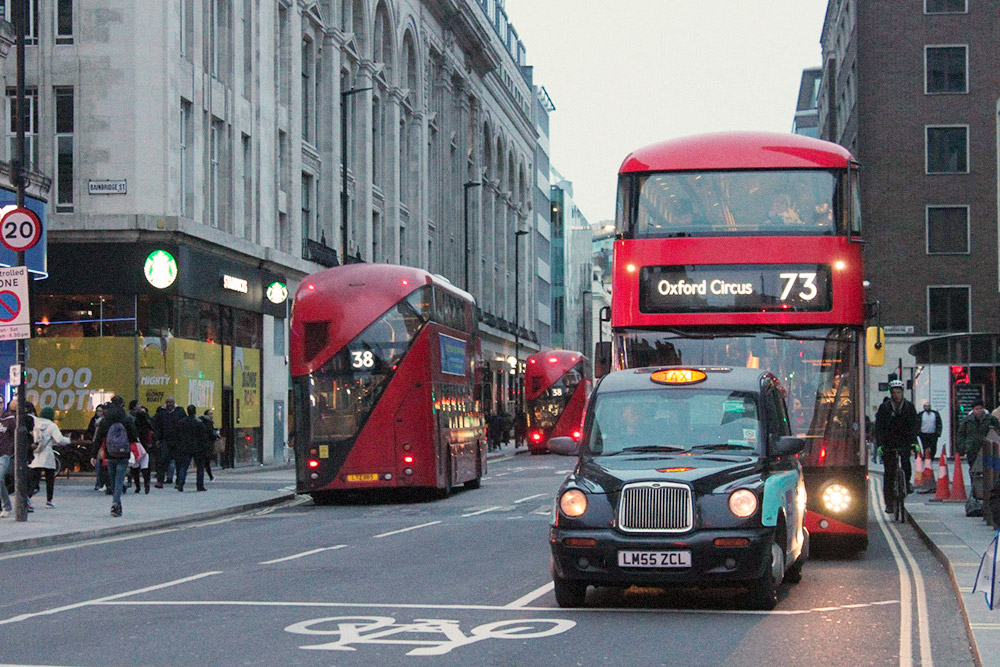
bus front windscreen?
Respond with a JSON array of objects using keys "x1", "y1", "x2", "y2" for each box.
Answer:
[
  {"x1": 615, "y1": 327, "x2": 859, "y2": 466},
  {"x1": 622, "y1": 169, "x2": 844, "y2": 238}
]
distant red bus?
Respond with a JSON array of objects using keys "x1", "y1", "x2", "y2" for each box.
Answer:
[
  {"x1": 524, "y1": 350, "x2": 592, "y2": 454},
  {"x1": 290, "y1": 264, "x2": 486, "y2": 502},
  {"x1": 611, "y1": 131, "x2": 870, "y2": 551}
]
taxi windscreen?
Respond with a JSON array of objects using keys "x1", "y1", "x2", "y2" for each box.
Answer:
[{"x1": 584, "y1": 389, "x2": 761, "y2": 456}]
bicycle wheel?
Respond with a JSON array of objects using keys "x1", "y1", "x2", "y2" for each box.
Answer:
[{"x1": 894, "y1": 465, "x2": 907, "y2": 523}]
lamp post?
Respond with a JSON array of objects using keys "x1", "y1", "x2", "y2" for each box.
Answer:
[
  {"x1": 340, "y1": 86, "x2": 372, "y2": 263},
  {"x1": 463, "y1": 181, "x2": 481, "y2": 291},
  {"x1": 513, "y1": 228, "x2": 529, "y2": 408}
]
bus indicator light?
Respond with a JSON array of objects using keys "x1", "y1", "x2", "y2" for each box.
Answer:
[{"x1": 650, "y1": 369, "x2": 707, "y2": 385}]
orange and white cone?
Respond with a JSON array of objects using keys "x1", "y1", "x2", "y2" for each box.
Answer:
[
  {"x1": 919, "y1": 453, "x2": 937, "y2": 493},
  {"x1": 933, "y1": 452, "x2": 950, "y2": 500},
  {"x1": 951, "y1": 452, "x2": 968, "y2": 502},
  {"x1": 913, "y1": 452, "x2": 924, "y2": 485}
]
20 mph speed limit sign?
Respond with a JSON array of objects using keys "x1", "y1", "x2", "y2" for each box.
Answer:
[{"x1": 0, "y1": 207, "x2": 42, "y2": 252}]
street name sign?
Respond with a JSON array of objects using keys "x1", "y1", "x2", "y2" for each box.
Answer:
[{"x1": 0, "y1": 266, "x2": 29, "y2": 340}]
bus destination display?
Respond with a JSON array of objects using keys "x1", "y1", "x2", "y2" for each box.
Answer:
[{"x1": 639, "y1": 264, "x2": 832, "y2": 313}]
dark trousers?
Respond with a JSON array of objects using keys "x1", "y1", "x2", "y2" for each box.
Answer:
[
  {"x1": 919, "y1": 433, "x2": 939, "y2": 460},
  {"x1": 883, "y1": 448, "x2": 912, "y2": 506},
  {"x1": 130, "y1": 467, "x2": 151, "y2": 492},
  {"x1": 154, "y1": 444, "x2": 176, "y2": 484},
  {"x1": 30, "y1": 468, "x2": 55, "y2": 503},
  {"x1": 175, "y1": 453, "x2": 205, "y2": 490}
]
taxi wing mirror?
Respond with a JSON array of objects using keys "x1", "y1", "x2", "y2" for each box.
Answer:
[
  {"x1": 548, "y1": 436, "x2": 580, "y2": 456},
  {"x1": 774, "y1": 436, "x2": 806, "y2": 457}
]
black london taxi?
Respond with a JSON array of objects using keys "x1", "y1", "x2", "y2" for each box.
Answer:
[{"x1": 547, "y1": 366, "x2": 808, "y2": 609}]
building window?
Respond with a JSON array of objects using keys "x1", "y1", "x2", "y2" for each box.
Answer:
[
  {"x1": 926, "y1": 125, "x2": 968, "y2": 173},
  {"x1": 180, "y1": 101, "x2": 191, "y2": 215},
  {"x1": 4, "y1": 0, "x2": 38, "y2": 45},
  {"x1": 6, "y1": 87, "x2": 37, "y2": 170},
  {"x1": 925, "y1": 46, "x2": 967, "y2": 94},
  {"x1": 242, "y1": 133, "x2": 253, "y2": 241},
  {"x1": 242, "y1": 0, "x2": 252, "y2": 97},
  {"x1": 925, "y1": 0, "x2": 967, "y2": 13},
  {"x1": 928, "y1": 286, "x2": 970, "y2": 334},
  {"x1": 301, "y1": 38, "x2": 312, "y2": 143},
  {"x1": 301, "y1": 172, "x2": 313, "y2": 249},
  {"x1": 210, "y1": 121, "x2": 221, "y2": 228},
  {"x1": 181, "y1": 0, "x2": 193, "y2": 61},
  {"x1": 56, "y1": 0, "x2": 72, "y2": 44},
  {"x1": 55, "y1": 87, "x2": 73, "y2": 212},
  {"x1": 926, "y1": 206, "x2": 969, "y2": 254}
]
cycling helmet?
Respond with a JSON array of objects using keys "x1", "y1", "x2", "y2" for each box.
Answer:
[{"x1": 888, "y1": 379, "x2": 904, "y2": 390}]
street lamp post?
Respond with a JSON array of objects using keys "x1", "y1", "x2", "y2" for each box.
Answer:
[
  {"x1": 463, "y1": 181, "x2": 481, "y2": 291},
  {"x1": 340, "y1": 86, "x2": 372, "y2": 263},
  {"x1": 513, "y1": 228, "x2": 529, "y2": 408}
]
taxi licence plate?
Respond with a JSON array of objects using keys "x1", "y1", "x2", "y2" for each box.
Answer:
[
  {"x1": 618, "y1": 550, "x2": 691, "y2": 568},
  {"x1": 346, "y1": 474, "x2": 379, "y2": 482}
]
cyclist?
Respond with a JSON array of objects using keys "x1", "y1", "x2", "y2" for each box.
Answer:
[{"x1": 875, "y1": 379, "x2": 920, "y2": 512}]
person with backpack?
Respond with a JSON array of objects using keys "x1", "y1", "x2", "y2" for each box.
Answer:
[{"x1": 92, "y1": 395, "x2": 139, "y2": 517}]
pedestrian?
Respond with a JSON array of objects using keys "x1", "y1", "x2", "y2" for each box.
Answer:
[
  {"x1": 152, "y1": 396, "x2": 185, "y2": 488},
  {"x1": 92, "y1": 395, "x2": 139, "y2": 517},
  {"x1": 0, "y1": 398, "x2": 14, "y2": 518},
  {"x1": 486, "y1": 412, "x2": 502, "y2": 452},
  {"x1": 958, "y1": 400, "x2": 999, "y2": 505},
  {"x1": 129, "y1": 400, "x2": 154, "y2": 493},
  {"x1": 199, "y1": 408, "x2": 220, "y2": 482},
  {"x1": 29, "y1": 406, "x2": 69, "y2": 508},
  {"x1": 175, "y1": 405, "x2": 209, "y2": 492},
  {"x1": 514, "y1": 407, "x2": 526, "y2": 449},
  {"x1": 918, "y1": 400, "x2": 943, "y2": 461},
  {"x1": 86, "y1": 404, "x2": 107, "y2": 491},
  {"x1": 874, "y1": 380, "x2": 919, "y2": 511},
  {"x1": 501, "y1": 410, "x2": 513, "y2": 446}
]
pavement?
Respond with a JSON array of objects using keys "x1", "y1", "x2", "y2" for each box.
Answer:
[
  {"x1": 0, "y1": 441, "x2": 525, "y2": 554},
  {"x1": 878, "y1": 454, "x2": 1000, "y2": 666}
]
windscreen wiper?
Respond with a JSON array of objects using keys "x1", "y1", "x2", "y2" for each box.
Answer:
[
  {"x1": 758, "y1": 327, "x2": 855, "y2": 343},
  {"x1": 608, "y1": 445, "x2": 688, "y2": 454},
  {"x1": 691, "y1": 443, "x2": 757, "y2": 451}
]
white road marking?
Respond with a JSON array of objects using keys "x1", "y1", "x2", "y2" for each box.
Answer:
[
  {"x1": 0, "y1": 527, "x2": 181, "y2": 562},
  {"x1": 0, "y1": 571, "x2": 222, "y2": 626},
  {"x1": 461, "y1": 506, "x2": 503, "y2": 517},
  {"x1": 259, "y1": 545, "x2": 347, "y2": 565},
  {"x1": 505, "y1": 582, "x2": 554, "y2": 608},
  {"x1": 97, "y1": 598, "x2": 900, "y2": 616},
  {"x1": 514, "y1": 493, "x2": 546, "y2": 504},
  {"x1": 872, "y1": 477, "x2": 934, "y2": 667},
  {"x1": 373, "y1": 521, "x2": 442, "y2": 538}
]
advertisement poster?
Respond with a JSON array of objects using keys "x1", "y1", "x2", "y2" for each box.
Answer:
[{"x1": 232, "y1": 345, "x2": 261, "y2": 428}]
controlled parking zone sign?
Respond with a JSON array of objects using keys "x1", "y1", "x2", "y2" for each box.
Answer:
[
  {"x1": 0, "y1": 266, "x2": 30, "y2": 340},
  {"x1": 0, "y1": 206, "x2": 42, "y2": 252}
]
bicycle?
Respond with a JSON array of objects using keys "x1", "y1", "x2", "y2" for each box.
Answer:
[{"x1": 885, "y1": 446, "x2": 911, "y2": 524}]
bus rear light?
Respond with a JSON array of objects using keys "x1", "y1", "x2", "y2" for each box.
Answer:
[
  {"x1": 404, "y1": 467, "x2": 414, "y2": 476},
  {"x1": 531, "y1": 431, "x2": 543, "y2": 443},
  {"x1": 308, "y1": 459, "x2": 320, "y2": 469},
  {"x1": 401, "y1": 279, "x2": 409, "y2": 286},
  {"x1": 309, "y1": 448, "x2": 318, "y2": 456},
  {"x1": 402, "y1": 443, "x2": 412, "y2": 451},
  {"x1": 548, "y1": 357, "x2": 559, "y2": 363},
  {"x1": 571, "y1": 430, "x2": 582, "y2": 441},
  {"x1": 383, "y1": 473, "x2": 393, "y2": 481},
  {"x1": 403, "y1": 455, "x2": 415, "y2": 464},
  {"x1": 714, "y1": 537, "x2": 751, "y2": 548},
  {"x1": 564, "y1": 537, "x2": 597, "y2": 547},
  {"x1": 306, "y1": 283, "x2": 315, "y2": 290},
  {"x1": 818, "y1": 443, "x2": 828, "y2": 465},
  {"x1": 529, "y1": 358, "x2": 536, "y2": 364}
]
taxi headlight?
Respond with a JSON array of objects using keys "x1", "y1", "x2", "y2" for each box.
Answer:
[
  {"x1": 822, "y1": 483, "x2": 852, "y2": 513},
  {"x1": 559, "y1": 489, "x2": 588, "y2": 517},
  {"x1": 728, "y1": 489, "x2": 758, "y2": 518}
]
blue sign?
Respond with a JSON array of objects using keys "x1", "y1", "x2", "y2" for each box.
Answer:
[
  {"x1": 0, "y1": 187, "x2": 47, "y2": 278},
  {"x1": 439, "y1": 334, "x2": 467, "y2": 376}
]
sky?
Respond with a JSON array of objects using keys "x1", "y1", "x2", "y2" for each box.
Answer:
[{"x1": 502, "y1": 0, "x2": 829, "y2": 224}]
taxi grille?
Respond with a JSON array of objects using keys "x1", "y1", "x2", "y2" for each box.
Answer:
[{"x1": 617, "y1": 482, "x2": 693, "y2": 533}]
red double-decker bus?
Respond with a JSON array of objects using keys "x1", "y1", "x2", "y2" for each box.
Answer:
[
  {"x1": 290, "y1": 264, "x2": 486, "y2": 502},
  {"x1": 610, "y1": 131, "x2": 871, "y2": 551},
  {"x1": 524, "y1": 349, "x2": 592, "y2": 454}
]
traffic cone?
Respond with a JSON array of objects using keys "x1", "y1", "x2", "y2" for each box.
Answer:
[
  {"x1": 918, "y1": 454, "x2": 936, "y2": 493},
  {"x1": 933, "y1": 452, "x2": 950, "y2": 501},
  {"x1": 913, "y1": 453, "x2": 924, "y2": 485},
  {"x1": 951, "y1": 451, "x2": 968, "y2": 502}
]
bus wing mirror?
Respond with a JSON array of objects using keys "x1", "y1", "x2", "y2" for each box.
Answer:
[
  {"x1": 548, "y1": 436, "x2": 580, "y2": 456},
  {"x1": 595, "y1": 342, "x2": 612, "y2": 378},
  {"x1": 866, "y1": 326, "x2": 885, "y2": 367},
  {"x1": 774, "y1": 436, "x2": 806, "y2": 457}
]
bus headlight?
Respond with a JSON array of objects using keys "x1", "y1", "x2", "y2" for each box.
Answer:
[
  {"x1": 728, "y1": 489, "x2": 758, "y2": 518},
  {"x1": 559, "y1": 489, "x2": 588, "y2": 517},
  {"x1": 822, "y1": 483, "x2": 852, "y2": 513}
]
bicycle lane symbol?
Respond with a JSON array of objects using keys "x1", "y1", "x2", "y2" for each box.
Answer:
[{"x1": 283, "y1": 615, "x2": 577, "y2": 656}]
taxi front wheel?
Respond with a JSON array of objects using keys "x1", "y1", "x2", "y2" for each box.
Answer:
[
  {"x1": 745, "y1": 538, "x2": 783, "y2": 610},
  {"x1": 552, "y1": 573, "x2": 588, "y2": 607}
]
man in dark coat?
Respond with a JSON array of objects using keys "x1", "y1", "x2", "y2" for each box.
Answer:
[
  {"x1": 174, "y1": 405, "x2": 209, "y2": 492},
  {"x1": 875, "y1": 380, "x2": 919, "y2": 510},
  {"x1": 152, "y1": 396, "x2": 186, "y2": 488}
]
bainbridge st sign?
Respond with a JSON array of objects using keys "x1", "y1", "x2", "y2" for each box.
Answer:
[{"x1": 640, "y1": 264, "x2": 832, "y2": 314}]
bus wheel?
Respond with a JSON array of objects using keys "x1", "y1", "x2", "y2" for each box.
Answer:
[
  {"x1": 437, "y1": 456, "x2": 453, "y2": 499},
  {"x1": 465, "y1": 444, "x2": 483, "y2": 490},
  {"x1": 311, "y1": 492, "x2": 337, "y2": 506}
]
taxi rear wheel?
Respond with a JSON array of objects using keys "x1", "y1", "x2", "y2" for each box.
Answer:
[{"x1": 552, "y1": 574, "x2": 588, "y2": 607}]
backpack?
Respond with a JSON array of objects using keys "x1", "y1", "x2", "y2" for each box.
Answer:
[{"x1": 105, "y1": 422, "x2": 130, "y2": 459}]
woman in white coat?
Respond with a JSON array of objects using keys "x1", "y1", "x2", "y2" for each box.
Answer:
[{"x1": 30, "y1": 406, "x2": 70, "y2": 507}]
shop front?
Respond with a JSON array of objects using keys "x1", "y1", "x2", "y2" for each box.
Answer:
[{"x1": 21, "y1": 242, "x2": 287, "y2": 467}]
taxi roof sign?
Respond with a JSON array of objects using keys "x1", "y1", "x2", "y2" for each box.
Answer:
[{"x1": 650, "y1": 368, "x2": 707, "y2": 385}]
